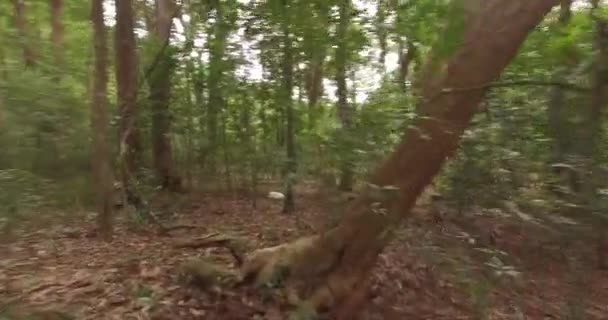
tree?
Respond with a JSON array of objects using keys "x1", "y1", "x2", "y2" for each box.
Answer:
[
  {"x1": 282, "y1": 0, "x2": 296, "y2": 214},
  {"x1": 12, "y1": 0, "x2": 37, "y2": 68},
  {"x1": 376, "y1": 0, "x2": 387, "y2": 70},
  {"x1": 302, "y1": 2, "x2": 329, "y2": 128},
  {"x1": 148, "y1": 0, "x2": 181, "y2": 191},
  {"x1": 50, "y1": 0, "x2": 64, "y2": 67},
  {"x1": 115, "y1": 0, "x2": 141, "y2": 204},
  {"x1": 90, "y1": 0, "x2": 114, "y2": 240},
  {"x1": 547, "y1": 0, "x2": 574, "y2": 193},
  {"x1": 242, "y1": 0, "x2": 559, "y2": 316},
  {"x1": 586, "y1": 0, "x2": 608, "y2": 269},
  {"x1": 336, "y1": 0, "x2": 354, "y2": 191},
  {"x1": 397, "y1": 40, "x2": 416, "y2": 93},
  {"x1": 206, "y1": 0, "x2": 231, "y2": 174}
]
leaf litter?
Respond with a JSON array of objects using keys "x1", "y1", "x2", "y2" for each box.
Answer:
[{"x1": 0, "y1": 191, "x2": 606, "y2": 319}]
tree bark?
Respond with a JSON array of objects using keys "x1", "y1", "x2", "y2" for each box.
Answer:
[
  {"x1": 303, "y1": 4, "x2": 329, "y2": 129},
  {"x1": 547, "y1": 0, "x2": 572, "y2": 192},
  {"x1": 376, "y1": 0, "x2": 387, "y2": 71},
  {"x1": 206, "y1": 1, "x2": 230, "y2": 174},
  {"x1": 91, "y1": 0, "x2": 114, "y2": 241},
  {"x1": 242, "y1": 0, "x2": 559, "y2": 316},
  {"x1": 282, "y1": 0, "x2": 296, "y2": 214},
  {"x1": 12, "y1": 0, "x2": 37, "y2": 68},
  {"x1": 149, "y1": 0, "x2": 181, "y2": 191},
  {"x1": 586, "y1": 0, "x2": 608, "y2": 269},
  {"x1": 50, "y1": 0, "x2": 64, "y2": 67},
  {"x1": 115, "y1": 0, "x2": 142, "y2": 201},
  {"x1": 397, "y1": 40, "x2": 416, "y2": 93},
  {"x1": 336, "y1": 0, "x2": 354, "y2": 191}
]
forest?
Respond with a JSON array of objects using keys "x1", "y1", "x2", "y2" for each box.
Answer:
[{"x1": 1, "y1": 0, "x2": 607, "y2": 319}]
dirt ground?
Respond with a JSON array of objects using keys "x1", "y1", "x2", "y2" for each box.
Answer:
[{"x1": 1, "y1": 188, "x2": 607, "y2": 319}]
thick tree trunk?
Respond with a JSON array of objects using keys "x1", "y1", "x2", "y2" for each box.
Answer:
[
  {"x1": 115, "y1": 0, "x2": 142, "y2": 201},
  {"x1": 149, "y1": 0, "x2": 181, "y2": 191},
  {"x1": 91, "y1": 0, "x2": 114, "y2": 240},
  {"x1": 12, "y1": 0, "x2": 36, "y2": 68},
  {"x1": 336, "y1": 0, "x2": 354, "y2": 191},
  {"x1": 242, "y1": 0, "x2": 559, "y2": 316},
  {"x1": 282, "y1": 0, "x2": 296, "y2": 214},
  {"x1": 50, "y1": 0, "x2": 64, "y2": 67}
]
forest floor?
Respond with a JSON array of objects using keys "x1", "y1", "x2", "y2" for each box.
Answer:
[{"x1": 1, "y1": 184, "x2": 607, "y2": 320}]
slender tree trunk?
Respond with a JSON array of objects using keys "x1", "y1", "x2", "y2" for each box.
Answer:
[
  {"x1": 376, "y1": 0, "x2": 387, "y2": 71},
  {"x1": 91, "y1": 0, "x2": 114, "y2": 241},
  {"x1": 305, "y1": 53, "x2": 325, "y2": 128},
  {"x1": 149, "y1": 0, "x2": 181, "y2": 191},
  {"x1": 206, "y1": 2, "x2": 229, "y2": 175},
  {"x1": 336, "y1": 0, "x2": 354, "y2": 191},
  {"x1": 50, "y1": 0, "x2": 64, "y2": 67},
  {"x1": 115, "y1": 0, "x2": 141, "y2": 201},
  {"x1": 12, "y1": 0, "x2": 36, "y2": 68},
  {"x1": 304, "y1": 7, "x2": 329, "y2": 129},
  {"x1": 243, "y1": 1, "x2": 558, "y2": 316},
  {"x1": 548, "y1": 0, "x2": 572, "y2": 193},
  {"x1": 586, "y1": 0, "x2": 608, "y2": 269},
  {"x1": 282, "y1": 0, "x2": 296, "y2": 214},
  {"x1": 397, "y1": 40, "x2": 416, "y2": 93}
]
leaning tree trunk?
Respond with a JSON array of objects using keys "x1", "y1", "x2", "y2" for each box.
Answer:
[
  {"x1": 149, "y1": 0, "x2": 181, "y2": 191},
  {"x1": 241, "y1": 0, "x2": 559, "y2": 317},
  {"x1": 91, "y1": 0, "x2": 114, "y2": 240}
]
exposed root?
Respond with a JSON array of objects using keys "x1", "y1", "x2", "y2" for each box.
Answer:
[
  {"x1": 178, "y1": 259, "x2": 239, "y2": 289},
  {"x1": 174, "y1": 233, "x2": 248, "y2": 266},
  {"x1": 177, "y1": 184, "x2": 399, "y2": 316}
]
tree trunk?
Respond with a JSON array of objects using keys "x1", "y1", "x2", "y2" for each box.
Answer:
[
  {"x1": 242, "y1": 0, "x2": 558, "y2": 316},
  {"x1": 115, "y1": 0, "x2": 142, "y2": 202},
  {"x1": 50, "y1": 0, "x2": 64, "y2": 67},
  {"x1": 304, "y1": 6, "x2": 329, "y2": 129},
  {"x1": 91, "y1": 0, "x2": 114, "y2": 241},
  {"x1": 282, "y1": 0, "x2": 296, "y2": 214},
  {"x1": 336, "y1": 0, "x2": 354, "y2": 191},
  {"x1": 397, "y1": 40, "x2": 416, "y2": 93},
  {"x1": 547, "y1": 0, "x2": 572, "y2": 192},
  {"x1": 12, "y1": 0, "x2": 37, "y2": 68},
  {"x1": 586, "y1": 0, "x2": 608, "y2": 269},
  {"x1": 376, "y1": 0, "x2": 387, "y2": 71},
  {"x1": 206, "y1": 2, "x2": 229, "y2": 175},
  {"x1": 149, "y1": 0, "x2": 181, "y2": 191}
]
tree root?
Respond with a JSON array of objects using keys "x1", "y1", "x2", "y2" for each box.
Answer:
[
  {"x1": 174, "y1": 233, "x2": 249, "y2": 266},
  {"x1": 178, "y1": 259, "x2": 240, "y2": 289}
]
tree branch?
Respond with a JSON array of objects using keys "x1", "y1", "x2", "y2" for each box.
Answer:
[{"x1": 441, "y1": 79, "x2": 590, "y2": 94}]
